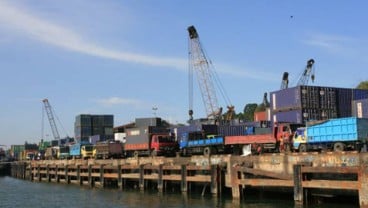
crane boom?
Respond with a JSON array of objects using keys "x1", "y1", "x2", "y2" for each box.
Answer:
[
  {"x1": 280, "y1": 72, "x2": 289, "y2": 90},
  {"x1": 297, "y1": 59, "x2": 315, "y2": 86},
  {"x1": 42, "y1": 99, "x2": 60, "y2": 140},
  {"x1": 188, "y1": 25, "x2": 221, "y2": 120}
]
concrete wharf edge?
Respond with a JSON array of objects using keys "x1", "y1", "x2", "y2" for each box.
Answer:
[{"x1": 10, "y1": 152, "x2": 368, "y2": 207}]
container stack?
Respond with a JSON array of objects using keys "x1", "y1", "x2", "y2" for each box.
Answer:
[
  {"x1": 74, "y1": 114, "x2": 114, "y2": 143},
  {"x1": 270, "y1": 85, "x2": 368, "y2": 124}
]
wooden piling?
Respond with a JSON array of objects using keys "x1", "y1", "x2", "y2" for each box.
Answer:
[
  {"x1": 359, "y1": 166, "x2": 368, "y2": 208},
  {"x1": 139, "y1": 164, "x2": 144, "y2": 191},
  {"x1": 158, "y1": 164, "x2": 163, "y2": 192},
  {"x1": 88, "y1": 164, "x2": 93, "y2": 187},
  {"x1": 181, "y1": 165, "x2": 187, "y2": 192},
  {"x1": 117, "y1": 164, "x2": 122, "y2": 190},
  {"x1": 210, "y1": 165, "x2": 218, "y2": 195},
  {"x1": 293, "y1": 164, "x2": 303, "y2": 205},
  {"x1": 100, "y1": 164, "x2": 104, "y2": 188}
]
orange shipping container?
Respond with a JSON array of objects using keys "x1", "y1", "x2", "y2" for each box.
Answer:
[{"x1": 254, "y1": 111, "x2": 267, "y2": 121}]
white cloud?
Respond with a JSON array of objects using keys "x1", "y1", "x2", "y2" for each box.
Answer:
[
  {"x1": 303, "y1": 33, "x2": 354, "y2": 53},
  {"x1": 0, "y1": 1, "x2": 279, "y2": 81},
  {"x1": 0, "y1": 1, "x2": 187, "y2": 70},
  {"x1": 95, "y1": 97, "x2": 141, "y2": 107}
]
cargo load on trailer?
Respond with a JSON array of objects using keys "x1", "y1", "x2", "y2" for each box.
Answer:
[
  {"x1": 293, "y1": 117, "x2": 368, "y2": 152},
  {"x1": 95, "y1": 141, "x2": 122, "y2": 159}
]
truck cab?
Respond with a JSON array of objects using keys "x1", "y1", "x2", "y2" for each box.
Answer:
[
  {"x1": 81, "y1": 144, "x2": 95, "y2": 159},
  {"x1": 292, "y1": 127, "x2": 307, "y2": 152},
  {"x1": 150, "y1": 134, "x2": 178, "y2": 156},
  {"x1": 274, "y1": 123, "x2": 304, "y2": 152}
]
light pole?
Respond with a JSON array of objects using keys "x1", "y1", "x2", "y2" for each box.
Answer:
[{"x1": 152, "y1": 107, "x2": 158, "y2": 117}]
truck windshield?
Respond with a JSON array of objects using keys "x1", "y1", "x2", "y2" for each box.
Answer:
[
  {"x1": 84, "y1": 146, "x2": 94, "y2": 151},
  {"x1": 157, "y1": 136, "x2": 173, "y2": 143}
]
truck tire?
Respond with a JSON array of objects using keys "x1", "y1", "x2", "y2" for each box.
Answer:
[
  {"x1": 333, "y1": 142, "x2": 345, "y2": 152},
  {"x1": 203, "y1": 147, "x2": 211, "y2": 157},
  {"x1": 298, "y1": 144, "x2": 307, "y2": 152}
]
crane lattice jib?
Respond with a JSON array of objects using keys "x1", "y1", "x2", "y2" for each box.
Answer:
[
  {"x1": 297, "y1": 59, "x2": 315, "y2": 86},
  {"x1": 188, "y1": 26, "x2": 220, "y2": 118},
  {"x1": 42, "y1": 99, "x2": 60, "y2": 140}
]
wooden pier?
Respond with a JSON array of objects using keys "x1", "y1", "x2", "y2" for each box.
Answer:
[{"x1": 11, "y1": 152, "x2": 368, "y2": 207}]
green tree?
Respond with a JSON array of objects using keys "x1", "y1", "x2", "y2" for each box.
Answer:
[
  {"x1": 357, "y1": 81, "x2": 368, "y2": 89},
  {"x1": 243, "y1": 103, "x2": 258, "y2": 121}
]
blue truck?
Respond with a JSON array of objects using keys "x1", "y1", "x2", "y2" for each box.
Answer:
[
  {"x1": 69, "y1": 142, "x2": 95, "y2": 159},
  {"x1": 179, "y1": 131, "x2": 225, "y2": 156},
  {"x1": 293, "y1": 117, "x2": 368, "y2": 152}
]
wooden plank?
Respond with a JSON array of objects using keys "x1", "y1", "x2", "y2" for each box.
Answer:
[
  {"x1": 187, "y1": 175, "x2": 211, "y2": 182},
  {"x1": 302, "y1": 166, "x2": 359, "y2": 174},
  {"x1": 163, "y1": 166, "x2": 181, "y2": 170},
  {"x1": 121, "y1": 173, "x2": 140, "y2": 179},
  {"x1": 162, "y1": 175, "x2": 181, "y2": 181},
  {"x1": 104, "y1": 173, "x2": 118, "y2": 178},
  {"x1": 302, "y1": 180, "x2": 359, "y2": 190},
  {"x1": 239, "y1": 179, "x2": 294, "y2": 187},
  {"x1": 187, "y1": 166, "x2": 211, "y2": 171},
  {"x1": 236, "y1": 167, "x2": 292, "y2": 180}
]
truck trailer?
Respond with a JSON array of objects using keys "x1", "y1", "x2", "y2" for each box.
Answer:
[
  {"x1": 224, "y1": 123, "x2": 303, "y2": 155},
  {"x1": 293, "y1": 117, "x2": 368, "y2": 152},
  {"x1": 95, "y1": 141, "x2": 122, "y2": 159}
]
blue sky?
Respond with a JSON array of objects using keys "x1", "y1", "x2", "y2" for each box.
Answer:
[{"x1": 0, "y1": 1, "x2": 367, "y2": 147}]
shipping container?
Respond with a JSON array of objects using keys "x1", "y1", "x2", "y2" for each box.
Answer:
[
  {"x1": 270, "y1": 86, "x2": 337, "y2": 112},
  {"x1": 114, "y1": 133, "x2": 126, "y2": 143},
  {"x1": 269, "y1": 85, "x2": 368, "y2": 124},
  {"x1": 51, "y1": 140, "x2": 59, "y2": 147},
  {"x1": 254, "y1": 111, "x2": 267, "y2": 122},
  {"x1": 352, "y1": 99, "x2": 368, "y2": 118},
  {"x1": 125, "y1": 126, "x2": 169, "y2": 136},
  {"x1": 218, "y1": 125, "x2": 249, "y2": 136},
  {"x1": 272, "y1": 108, "x2": 338, "y2": 124},
  {"x1": 89, "y1": 135, "x2": 100, "y2": 145},
  {"x1": 24, "y1": 143, "x2": 38, "y2": 150},
  {"x1": 75, "y1": 114, "x2": 92, "y2": 127},
  {"x1": 135, "y1": 117, "x2": 162, "y2": 127}
]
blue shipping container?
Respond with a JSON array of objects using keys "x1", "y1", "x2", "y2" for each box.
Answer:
[{"x1": 306, "y1": 117, "x2": 368, "y2": 143}]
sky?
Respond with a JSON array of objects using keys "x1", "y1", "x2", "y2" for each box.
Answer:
[{"x1": 0, "y1": 1, "x2": 367, "y2": 147}]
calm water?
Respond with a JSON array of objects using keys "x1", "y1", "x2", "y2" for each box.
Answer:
[{"x1": 0, "y1": 176, "x2": 357, "y2": 208}]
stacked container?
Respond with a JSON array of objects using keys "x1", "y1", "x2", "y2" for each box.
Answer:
[
  {"x1": 74, "y1": 114, "x2": 114, "y2": 143},
  {"x1": 270, "y1": 85, "x2": 368, "y2": 124}
]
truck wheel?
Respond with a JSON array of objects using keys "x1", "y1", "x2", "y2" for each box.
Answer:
[
  {"x1": 333, "y1": 142, "x2": 345, "y2": 152},
  {"x1": 298, "y1": 144, "x2": 307, "y2": 152},
  {"x1": 203, "y1": 147, "x2": 211, "y2": 156}
]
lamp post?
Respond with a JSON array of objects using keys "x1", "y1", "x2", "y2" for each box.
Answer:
[{"x1": 152, "y1": 107, "x2": 158, "y2": 117}]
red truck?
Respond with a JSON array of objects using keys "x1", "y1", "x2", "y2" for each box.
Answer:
[
  {"x1": 124, "y1": 126, "x2": 178, "y2": 157},
  {"x1": 224, "y1": 123, "x2": 303, "y2": 155}
]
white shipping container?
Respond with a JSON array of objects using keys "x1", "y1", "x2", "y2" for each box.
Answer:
[{"x1": 114, "y1": 133, "x2": 126, "y2": 143}]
